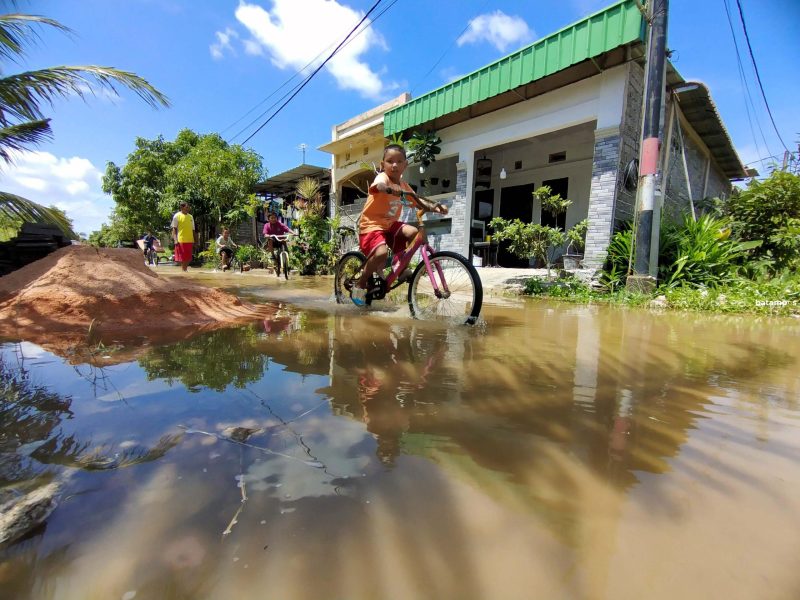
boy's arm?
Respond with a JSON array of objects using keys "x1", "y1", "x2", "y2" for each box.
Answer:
[{"x1": 368, "y1": 172, "x2": 393, "y2": 195}]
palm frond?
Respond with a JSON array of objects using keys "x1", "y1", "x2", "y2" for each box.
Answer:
[
  {"x1": 0, "y1": 65, "x2": 170, "y2": 125},
  {"x1": 0, "y1": 118, "x2": 50, "y2": 162},
  {"x1": 0, "y1": 13, "x2": 72, "y2": 62},
  {"x1": 0, "y1": 190, "x2": 78, "y2": 238},
  {"x1": 295, "y1": 176, "x2": 321, "y2": 201}
]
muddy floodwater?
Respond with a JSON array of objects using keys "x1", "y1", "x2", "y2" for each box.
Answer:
[{"x1": 1, "y1": 275, "x2": 799, "y2": 600}]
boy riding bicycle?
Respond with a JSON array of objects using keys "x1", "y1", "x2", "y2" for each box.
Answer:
[
  {"x1": 351, "y1": 144, "x2": 448, "y2": 306},
  {"x1": 215, "y1": 227, "x2": 238, "y2": 271},
  {"x1": 262, "y1": 212, "x2": 297, "y2": 278}
]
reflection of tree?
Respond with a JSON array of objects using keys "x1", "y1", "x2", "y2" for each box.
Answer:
[{"x1": 138, "y1": 325, "x2": 268, "y2": 391}]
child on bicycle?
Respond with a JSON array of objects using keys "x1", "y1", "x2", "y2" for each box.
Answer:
[
  {"x1": 215, "y1": 227, "x2": 238, "y2": 271},
  {"x1": 141, "y1": 231, "x2": 159, "y2": 264},
  {"x1": 351, "y1": 144, "x2": 448, "y2": 306},
  {"x1": 262, "y1": 212, "x2": 297, "y2": 277}
]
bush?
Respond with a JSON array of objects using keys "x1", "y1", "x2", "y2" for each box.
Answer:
[
  {"x1": 235, "y1": 244, "x2": 260, "y2": 266},
  {"x1": 599, "y1": 225, "x2": 633, "y2": 291},
  {"x1": 723, "y1": 171, "x2": 800, "y2": 270},
  {"x1": 659, "y1": 214, "x2": 758, "y2": 288},
  {"x1": 197, "y1": 240, "x2": 217, "y2": 266}
]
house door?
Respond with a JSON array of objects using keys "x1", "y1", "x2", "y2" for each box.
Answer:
[
  {"x1": 541, "y1": 177, "x2": 569, "y2": 230},
  {"x1": 497, "y1": 183, "x2": 535, "y2": 268}
]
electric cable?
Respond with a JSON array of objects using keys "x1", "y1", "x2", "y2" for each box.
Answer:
[
  {"x1": 224, "y1": 0, "x2": 400, "y2": 142},
  {"x1": 721, "y1": 0, "x2": 770, "y2": 162},
  {"x1": 734, "y1": 0, "x2": 789, "y2": 152},
  {"x1": 237, "y1": 0, "x2": 388, "y2": 146}
]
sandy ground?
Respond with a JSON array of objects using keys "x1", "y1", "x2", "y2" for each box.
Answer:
[
  {"x1": 0, "y1": 246, "x2": 273, "y2": 356},
  {"x1": 0, "y1": 246, "x2": 544, "y2": 360}
]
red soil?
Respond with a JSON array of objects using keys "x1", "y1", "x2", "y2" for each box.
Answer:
[{"x1": 0, "y1": 246, "x2": 268, "y2": 355}]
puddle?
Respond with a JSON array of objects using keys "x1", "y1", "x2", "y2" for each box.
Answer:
[{"x1": 1, "y1": 277, "x2": 799, "y2": 599}]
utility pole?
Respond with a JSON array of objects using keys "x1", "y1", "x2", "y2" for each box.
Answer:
[
  {"x1": 627, "y1": 0, "x2": 669, "y2": 292},
  {"x1": 298, "y1": 143, "x2": 307, "y2": 164}
]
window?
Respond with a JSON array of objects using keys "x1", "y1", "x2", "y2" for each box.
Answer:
[{"x1": 548, "y1": 151, "x2": 566, "y2": 164}]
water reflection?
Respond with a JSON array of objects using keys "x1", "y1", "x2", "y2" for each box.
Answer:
[{"x1": 0, "y1": 298, "x2": 799, "y2": 599}]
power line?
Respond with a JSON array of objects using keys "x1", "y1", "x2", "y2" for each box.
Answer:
[
  {"x1": 721, "y1": 0, "x2": 770, "y2": 161},
  {"x1": 237, "y1": 0, "x2": 392, "y2": 146},
  {"x1": 223, "y1": 0, "x2": 401, "y2": 140},
  {"x1": 734, "y1": 0, "x2": 789, "y2": 152}
]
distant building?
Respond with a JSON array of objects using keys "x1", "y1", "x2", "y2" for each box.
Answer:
[{"x1": 320, "y1": 0, "x2": 747, "y2": 270}]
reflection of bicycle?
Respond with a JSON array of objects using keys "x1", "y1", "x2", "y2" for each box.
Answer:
[
  {"x1": 334, "y1": 194, "x2": 483, "y2": 325},
  {"x1": 261, "y1": 234, "x2": 291, "y2": 279}
]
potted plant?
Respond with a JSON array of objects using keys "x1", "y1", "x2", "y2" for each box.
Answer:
[
  {"x1": 488, "y1": 217, "x2": 566, "y2": 278},
  {"x1": 564, "y1": 219, "x2": 588, "y2": 269},
  {"x1": 406, "y1": 130, "x2": 441, "y2": 173}
]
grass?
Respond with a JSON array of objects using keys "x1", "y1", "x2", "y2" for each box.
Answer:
[{"x1": 522, "y1": 273, "x2": 800, "y2": 316}]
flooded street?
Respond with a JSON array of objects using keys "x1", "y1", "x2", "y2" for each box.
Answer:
[{"x1": 1, "y1": 275, "x2": 799, "y2": 600}]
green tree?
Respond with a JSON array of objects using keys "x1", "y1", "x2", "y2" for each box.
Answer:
[
  {"x1": 0, "y1": 11, "x2": 170, "y2": 239},
  {"x1": 103, "y1": 129, "x2": 263, "y2": 245},
  {"x1": 722, "y1": 170, "x2": 800, "y2": 271}
]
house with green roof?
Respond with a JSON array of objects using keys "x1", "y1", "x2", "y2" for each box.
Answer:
[{"x1": 320, "y1": 0, "x2": 746, "y2": 271}]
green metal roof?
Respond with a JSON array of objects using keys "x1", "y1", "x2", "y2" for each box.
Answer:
[{"x1": 384, "y1": 0, "x2": 646, "y2": 136}]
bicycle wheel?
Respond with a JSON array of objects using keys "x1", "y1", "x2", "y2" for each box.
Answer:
[
  {"x1": 407, "y1": 251, "x2": 482, "y2": 325},
  {"x1": 334, "y1": 251, "x2": 366, "y2": 304},
  {"x1": 281, "y1": 250, "x2": 290, "y2": 279}
]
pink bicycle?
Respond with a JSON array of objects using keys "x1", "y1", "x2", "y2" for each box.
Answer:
[{"x1": 334, "y1": 192, "x2": 483, "y2": 325}]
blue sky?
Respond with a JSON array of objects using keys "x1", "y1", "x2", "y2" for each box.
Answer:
[{"x1": 3, "y1": 0, "x2": 798, "y2": 236}]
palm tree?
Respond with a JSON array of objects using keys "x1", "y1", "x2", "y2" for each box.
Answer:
[{"x1": 0, "y1": 12, "x2": 170, "y2": 239}]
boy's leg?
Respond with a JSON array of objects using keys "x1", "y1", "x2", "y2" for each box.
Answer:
[
  {"x1": 395, "y1": 225, "x2": 419, "y2": 282},
  {"x1": 357, "y1": 243, "x2": 388, "y2": 289}
]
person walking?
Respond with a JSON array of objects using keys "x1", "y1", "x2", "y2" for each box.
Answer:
[{"x1": 171, "y1": 202, "x2": 195, "y2": 272}]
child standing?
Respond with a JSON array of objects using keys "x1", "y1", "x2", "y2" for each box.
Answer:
[{"x1": 351, "y1": 144, "x2": 448, "y2": 306}]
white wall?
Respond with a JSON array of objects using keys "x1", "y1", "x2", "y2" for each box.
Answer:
[{"x1": 433, "y1": 65, "x2": 628, "y2": 253}]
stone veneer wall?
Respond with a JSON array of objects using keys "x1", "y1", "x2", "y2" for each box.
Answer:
[
  {"x1": 615, "y1": 62, "x2": 644, "y2": 223},
  {"x1": 583, "y1": 130, "x2": 621, "y2": 271}
]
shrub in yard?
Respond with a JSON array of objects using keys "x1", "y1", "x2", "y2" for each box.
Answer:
[
  {"x1": 659, "y1": 214, "x2": 758, "y2": 288},
  {"x1": 722, "y1": 170, "x2": 800, "y2": 271}
]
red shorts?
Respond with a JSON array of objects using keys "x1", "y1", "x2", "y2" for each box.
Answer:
[
  {"x1": 174, "y1": 242, "x2": 193, "y2": 262},
  {"x1": 359, "y1": 221, "x2": 406, "y2": 258}
]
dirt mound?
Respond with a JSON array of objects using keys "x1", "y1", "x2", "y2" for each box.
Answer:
[{"x1": 0, "y1": 246, "x2": 268, "y2": 349}]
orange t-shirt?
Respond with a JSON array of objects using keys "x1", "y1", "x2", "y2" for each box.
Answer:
[{"x1": 359, "y1": 180, "x2": 414, "y2": 234}]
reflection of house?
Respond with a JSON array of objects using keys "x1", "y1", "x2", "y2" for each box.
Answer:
[
  {"x1": 322, "y1": 0, "x2": 746, "y2": 269},
  {"x1": 238, "y1": 165, "x2": 330, "y2": 244}
]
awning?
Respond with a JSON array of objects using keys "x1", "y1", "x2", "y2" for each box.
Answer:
[
  {"x1": 254, "y1": 164, "x2": 330, "y2": 197},
  {"x1": 672, "y1": 82, "x2": 747, "y2": 179}
]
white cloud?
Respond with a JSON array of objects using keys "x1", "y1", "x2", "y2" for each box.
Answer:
[
  {"x1": 1, "y1": 150, "x2": 109, "y2": 237},
  {"x1": 457, "y1": 11, "x2": 534, "y2": 53},
  {"x1": 234, "y1": 0, "x2": 390, "y2": 99},
  {"x1": 210, "y1": 27, "x2": 238, "y2": 60},
  {"x1": 242, "y1": 38, "x2": 263, "y2": 56}
]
